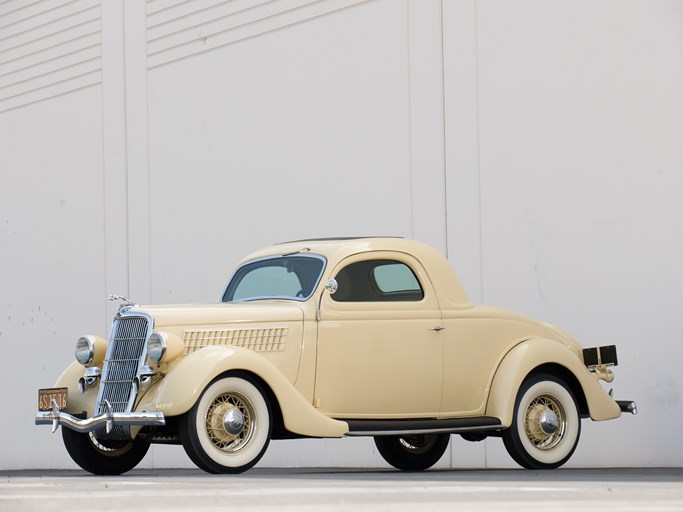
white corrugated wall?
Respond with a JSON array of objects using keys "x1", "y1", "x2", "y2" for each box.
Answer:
[{"x1": 1, "y1": 0, "x2": 681, "y2": 469}]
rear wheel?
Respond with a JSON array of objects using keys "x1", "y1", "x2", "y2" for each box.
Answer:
[
  {"x1": 180, "y1": 374, "x2": 272, "y2": 474},
  {"x1": 62, "y1": 429, "x2": 150, "y2": 475},
  {"x1": 374, "y1": 433, "x2": 450, "y2": 470},
  {"x1": 502, "y1": 374, "x2": 581, "y2": 469}
]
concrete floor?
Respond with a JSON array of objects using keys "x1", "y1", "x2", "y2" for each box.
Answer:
[{"x1": 1, "y1": 468, "x2": 682, "y2": 512}]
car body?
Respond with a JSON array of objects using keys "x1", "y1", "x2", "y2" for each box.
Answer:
[{"x1": 36, "y1": 237, "x2": 636, "y2": 474}]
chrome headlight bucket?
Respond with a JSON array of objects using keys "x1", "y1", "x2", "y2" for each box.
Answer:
[
  {"x1": 146, "y1": 331, "x2": 183, "y2": 365},
  {"x1": 148, "y1": 332, "x2": 168, "y2": 363},
  {"x1": 75, "y1": 336, "x2": 95, "y2": 365},
  {"x1": 74, "y1": 335, "x2": 107, "y2": 367}
]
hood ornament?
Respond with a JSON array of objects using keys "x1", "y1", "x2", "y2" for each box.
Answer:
[{"x1": 108, "y1": 294, "x2": 137, "y2": 313}]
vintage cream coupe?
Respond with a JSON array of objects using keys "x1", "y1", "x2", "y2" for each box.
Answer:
[{"x1": 36, "y1": 237, "x2": 636, "y2": 474}]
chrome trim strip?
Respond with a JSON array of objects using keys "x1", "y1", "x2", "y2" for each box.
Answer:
[{"x1": 345, "y1": 424, "x2": 503, "y2": 437}]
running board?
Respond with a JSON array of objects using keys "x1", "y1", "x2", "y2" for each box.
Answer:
[{"x1": 342, "y1": 416, "x2": 502, "y2": 437}]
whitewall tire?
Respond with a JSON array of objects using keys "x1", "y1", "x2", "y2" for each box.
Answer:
[
  {"x1": 180, "y1": 374, "x2": 272, "y2": 474},
  {"x1": 502, "y1": 374, "x2": 581, "y2": 469}
]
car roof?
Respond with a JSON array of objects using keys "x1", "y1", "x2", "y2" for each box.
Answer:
[
  {"x1": 277, "y1": 236, "x2": 403, "y2": 244},
  {"x1": 239, "y1": 237, "x2": 472, "y2": 307}
]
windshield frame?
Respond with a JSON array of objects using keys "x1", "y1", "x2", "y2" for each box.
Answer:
[{"x1": 221, "y1": 254, "x2": 327, "y2": 303}]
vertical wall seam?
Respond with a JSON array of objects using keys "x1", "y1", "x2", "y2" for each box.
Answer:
[
  {"x1": 440, "y1": 0, "x2": 450, "y2": 467},
  {"x1": 406, "y1": 0, "x2": 414, "y2": 239},
  {"x1": 474, "y1": 0, "x2": 483, "y2": 304},
  {"x1": 122, "y1": 0, "x2": 150, "y2": 304},
  {"x1": 473, "y1": 0, "x2": 486, "y2": 470},
  {"x1": 439, "y1": 0, "x2": 448, "y2": 259},
  {"x1": 121, "y1": 0, "x2": 131, "y2": 297},
  {"x1": 100, "y1": 0, "x2": 129, "y2": 329},
  {"x1": 99, "y1": 4, "x2": 107, "y2": 328},
  {"x1": 144, "y1": 2, "x2": 153, "y2": 304}
]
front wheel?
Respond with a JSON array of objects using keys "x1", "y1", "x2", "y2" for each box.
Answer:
[
  {"x1": 180, "y1": 374, "x2": 272, "y2": 474},
  {"x1": 502, "y1": 374, "x2": 581, "y2": 469},
  {"x1": 374, "y1": 433, "x2": 450, "y2": 470},
  {"x1": 62, "y1": 429, "x2": 150, "y2": 475}
]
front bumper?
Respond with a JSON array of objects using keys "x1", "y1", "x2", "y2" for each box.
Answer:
[{"x1": 35, "y1": 399, "x2": 165, "y2": 434}]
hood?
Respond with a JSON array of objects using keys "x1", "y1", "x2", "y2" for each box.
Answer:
[{"x1": 128, "y1": 301, "x2": 304, "y2": 328}]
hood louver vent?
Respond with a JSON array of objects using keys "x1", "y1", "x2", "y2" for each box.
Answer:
[{"x1": 183, "y1": 328, "x2": 287, "y2": 354}]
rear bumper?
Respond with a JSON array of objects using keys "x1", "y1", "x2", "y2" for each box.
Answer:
[
  {"x1": 35, "y1": 399, "x2": 165, "y2": 434},
  {"x1": 616, "y1": 400, "x2": 637, "y2": 415}
]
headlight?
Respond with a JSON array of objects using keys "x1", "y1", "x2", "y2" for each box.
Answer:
[
  {"x1": 75, "y1": 336, "x2": 95, "y2": 365},
  {"x1": 148, "y1": 332, "x2": 167, "y2": 363}
]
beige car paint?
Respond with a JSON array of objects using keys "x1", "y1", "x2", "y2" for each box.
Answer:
[{"x1": 54, "y1": 237, "x2": 624, "y2": 440}]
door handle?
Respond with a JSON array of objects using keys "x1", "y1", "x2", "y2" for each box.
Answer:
[{"x1": 430, "y1": 326, "x2": 445, "y2": 332}]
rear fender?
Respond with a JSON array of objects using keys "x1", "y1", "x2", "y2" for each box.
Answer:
[{"x1": 486, "y1": 338, "x2": 621, "y2": 426}]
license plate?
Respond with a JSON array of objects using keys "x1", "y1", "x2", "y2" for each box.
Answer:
[{"x1": 38, "y1": 387, "x2": 68, "y2": 411}]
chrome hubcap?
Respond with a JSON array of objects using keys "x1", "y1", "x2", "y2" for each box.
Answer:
[
  {"x1": 223, "y1": 408, "x2": 245, "y2": 435},
  {"x1": 540, "y1": 410, "x2": 559, "y2": 434}
]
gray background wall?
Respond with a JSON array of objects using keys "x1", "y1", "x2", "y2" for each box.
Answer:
[{"x1": 1, "y1": 0, "x2": 681, "y2": 469}]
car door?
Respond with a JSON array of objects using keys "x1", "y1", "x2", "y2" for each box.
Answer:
[{"x1": 314, "y1": 252, "x2": 444, "y2": 418}]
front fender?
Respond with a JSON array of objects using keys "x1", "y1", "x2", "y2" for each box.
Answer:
[
  {"x1": 54, "y1": 361, "x2": 96, "y2": 416},
  {"x1": 485, "y1": 338, "x2": 621, "y2": 426},
  {"x1": 136, "y1": 346, "x2": 348, "y2": 438}
]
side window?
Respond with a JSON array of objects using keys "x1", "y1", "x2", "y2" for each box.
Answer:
[
  {"x1": 373, "y1": 263, "x2": 422, "y2": 294},
  {"x1": 332, "y1": 259, "x2": 424, "y2": 302}
]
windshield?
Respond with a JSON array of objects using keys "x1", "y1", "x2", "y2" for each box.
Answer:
[{"x1": 222, "y1": 255, "x2": 326, "y2": 302}]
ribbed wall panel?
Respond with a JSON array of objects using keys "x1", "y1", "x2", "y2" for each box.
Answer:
[
  {"x1": 0, "y1": 0, "x2": 101, "y2": 113},
  {"x1": 146, "y1": 0, "x2": 372, "y2": 69}
]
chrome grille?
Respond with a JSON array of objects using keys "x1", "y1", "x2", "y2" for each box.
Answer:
[{"x1": 95, "y1": 315, "x2": 149, "y2": 437}]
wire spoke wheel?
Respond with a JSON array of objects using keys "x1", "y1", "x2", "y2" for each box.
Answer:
[
  {"x1": 87, "y1": 432, "x2": 137, "y2": 457},
  {"x1": 181, "y1": 374, "x2": 272, "y2": 474},
  {"x1": 205, "y1": 392, "x2": 255, "y2": 452},
  {"x1": 523, "y1": 394, "x2": 566, "y2": 450},
  {"x1": 503, "y1": 374, "x2": 580, "y2": 470}
]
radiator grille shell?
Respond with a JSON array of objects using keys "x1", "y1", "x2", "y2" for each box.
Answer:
[{"x1": 94, "y1": 314, "x2": 151, "y2": 438}]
